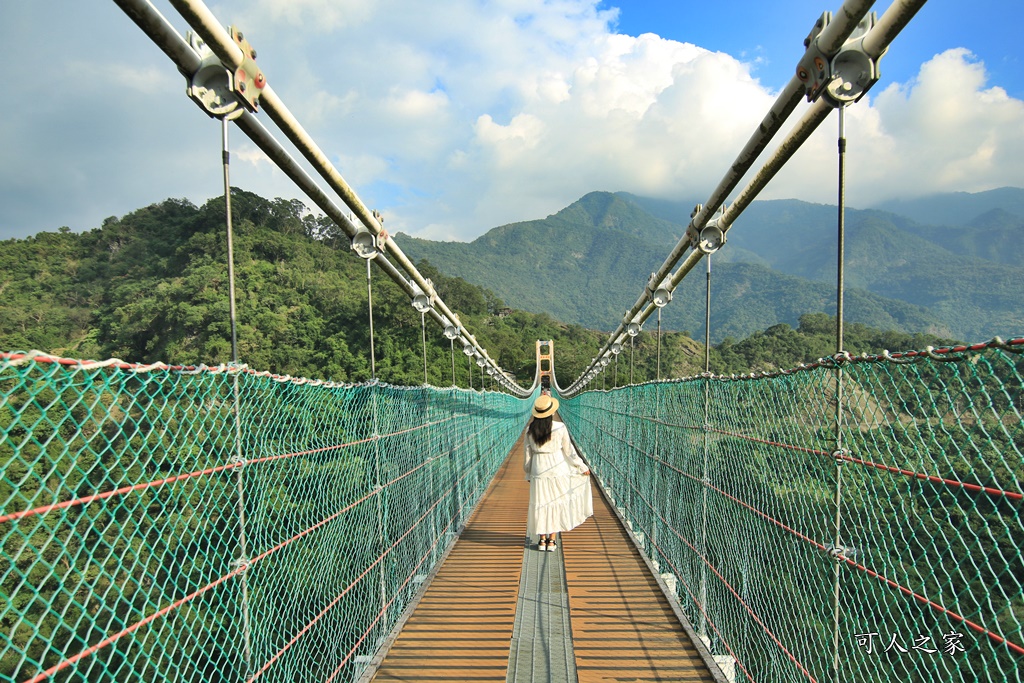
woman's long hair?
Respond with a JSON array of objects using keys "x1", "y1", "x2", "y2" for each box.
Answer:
[{"x1": 528, "y1": 416, "x2": 553, "y2": 446}]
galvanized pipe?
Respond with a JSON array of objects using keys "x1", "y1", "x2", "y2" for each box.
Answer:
[
  {"x1": 564, "y1": 0, "x2": 933, "y2": 396},
  {"x1": 114, "y1": 0, "x2": 531, "y2": 395},
  {"x1": 562, "y1": 0, "x2": 877, "y2": 395},
  {"x1": 861, "y1": 0, "x2": 928, "y2": 59},
  {"x1": 722, "y1": 98, "x2": 834, "y2": 227},
  {"x1": 165, "y1": 0, "x2": 474, "y2": 360}
]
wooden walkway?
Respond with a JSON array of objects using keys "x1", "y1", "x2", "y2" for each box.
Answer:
[
  {"x1": 370, "y1": 429, "x2": 720, "y2": 682},
  {"x1": 563, "y1": 484, "x2": 719, "y2": 682}
]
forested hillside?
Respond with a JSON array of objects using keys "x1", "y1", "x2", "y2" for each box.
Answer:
[
  {"x1": 0, "y1": 190, "x2": 704, "y2": 384},
  {"x1": 0, "y1": 190, "x2": 959, "y2": 385}
]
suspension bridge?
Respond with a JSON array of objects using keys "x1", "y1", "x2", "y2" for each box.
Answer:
[{"x1": 2, "y1": 0, "x2": 1023, "y2": 682}]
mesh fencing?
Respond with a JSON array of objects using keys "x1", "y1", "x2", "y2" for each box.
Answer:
[
  {"x1": 559, "y1": 338, "x2": 1024, "y2": 683},
  {"x1": 1, "y1": 351, "x2": 533, "y2": 683}
]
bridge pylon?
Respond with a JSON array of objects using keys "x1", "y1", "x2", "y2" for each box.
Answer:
[{"x1": 535, "y1": 340, "x2": 553, "y2": 393}]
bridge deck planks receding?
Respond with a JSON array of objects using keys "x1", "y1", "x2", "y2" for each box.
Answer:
[
  {"x1": 371, "y1": 431, "x2": 531, "y2": 682},
  {"x1": 371, "y1": 428, "x2": 718, "y2": 683},
  {"x1": 562, "y1": 486, "x2": 719, "y2": 682}
]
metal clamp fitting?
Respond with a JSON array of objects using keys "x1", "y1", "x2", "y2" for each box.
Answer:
[
  {"x1": 797, "y1": 12, "x2": 885, "y2": 108},
  {"x1": 823, "y1": 543, "x2": 857, "y2": 561},
  {"x1": 186, "y1": 33, "x2": 244, "y2": 120},
  {"x1": 696, "y1": 217, "x2": 727, "y2": 254},
  {"x1": 647, "y1": 273, "x2": 673, "y2": 308}
]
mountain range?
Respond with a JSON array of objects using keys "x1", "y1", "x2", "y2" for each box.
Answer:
[{"x1": 396, "y1": 187, "x2": 1024, "y2": 343}]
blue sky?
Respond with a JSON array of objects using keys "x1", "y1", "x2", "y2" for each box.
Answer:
[
  {"x1": 603, "y1": 1, "x2": 1023, "y2": 97},
  {"x1": 1, "y1": 0, "x2": 1022, "y2": 242}
]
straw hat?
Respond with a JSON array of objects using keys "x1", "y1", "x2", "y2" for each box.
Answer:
[{"x1": 532, "y1": 394, "x2": 559, "y2": 418}]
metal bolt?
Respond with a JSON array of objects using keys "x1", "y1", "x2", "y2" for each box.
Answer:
[{"x1": 250, "y1": 48, "x2": 257, "y2": 59}]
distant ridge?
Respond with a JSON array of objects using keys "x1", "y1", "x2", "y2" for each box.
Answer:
[
  {"x1": 397, "y1": 188, "x2": 1024, "y2": 343},
  {"x1": 871, "y1": 187, "x2": 1024, "y2": 226}
]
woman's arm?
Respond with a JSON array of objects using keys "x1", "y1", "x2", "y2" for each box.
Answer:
[
  {"x1": 523, "y1": 438, "x2": 533, "y2": 481},
  {"x1": 560, "y1": 428, "x2": 589, "y2": 475}
]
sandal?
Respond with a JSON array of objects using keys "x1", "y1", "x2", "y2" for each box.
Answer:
[{"x1": 538, "y1": 538, "x2": 549, "y2": 551}]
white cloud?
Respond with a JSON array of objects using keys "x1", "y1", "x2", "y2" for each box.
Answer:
[
  {"x1": 335, "y1": 152, "x2": 391, "y2": 186},
  {"x1": 248, "y1": 0, "x2": 375, "y2": 31},
  {"x1": 2, "y1": 3, "x2": 1022, "y2": 243},
  {"x1": 867, "y1": 48, "x2": 1024, "y2": 196},
  {"x1": 235, "y1": 147, "x2": 273, "y2": 168},
  {"x1": 763, "y1": 49, "x2": 1024, "y2": 208},
  {"x1": 69, "y1": 62, "x2": 177, "y2": 96}
]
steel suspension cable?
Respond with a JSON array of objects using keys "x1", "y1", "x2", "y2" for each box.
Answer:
[
  {"x1": 564, "y1": 0, "x2": 936, "y2": 395},
  {"x1": 112, "y1": 0, "x2": 530, "y2": 395},
  {"x1": 164, "y1": 0, "x2": 523, "y2": 391}
]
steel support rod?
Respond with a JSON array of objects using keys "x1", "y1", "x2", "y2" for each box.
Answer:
[
  {"x1": 832, "y1": 104, "x2": 848, "y2": 683},
  {"x1": 700, "y1": 255, "x2": 711, "y2": 639},
  {"x1": 367, "y1": 259, "x2": 377, "y2": 380},
  {"x1": 222, "y1": 120, "x2": 239, "y2": 364},
  {"x1": 221, "y1": 106, "x2": 252, "y2": 678},
  {"x1": 630, "y1": 336, "x2": 635, "y2": 385},
  {"x1": 705, "y1": 255, "x2": 712, "y2": 373},
  {"x1": 421, "y1": 311, "x2": 428, "y2": 386},
  {"x1": 656, "y1": 308, "x2": 662, "y2": 381}
]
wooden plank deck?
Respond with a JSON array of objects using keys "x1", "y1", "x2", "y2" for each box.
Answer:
[
  {"x1": 562, "y1": 491, "x2": 719, "y2": 682},
  {"x1": 370, "y1": 428, "x2": 720, "y2": 683},
  {"x1": 371, "y1": 432, "x2": 531, "y2": 682}
]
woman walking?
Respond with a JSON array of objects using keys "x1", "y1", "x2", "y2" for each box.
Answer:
[{"x1": 524, "y1": 394, "x2": 593, "y2": 551}]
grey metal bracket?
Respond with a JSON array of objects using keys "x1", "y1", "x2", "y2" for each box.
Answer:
[
  {"x1": 797, "y1": 11, "x2": 886, "y2": 108},
  {"x1": 797, "y1": 12, "x2": 833, "y2": 102},
  {"x1": 186, "y1": 33, "x2": 244, "y2": 120},
  {"x1": 697, "y1": 217, "x2": 727, "y2": 254},
  {"x1": 185, "y1": 27, "x2": 265, "y2": 120},
  {"x1": 647, "y1": 272, "x2": 673, "y2": 307},
  {"x1": 824, "y1": 543, "x2": 857, "y2": 561},
  {"x1": 690, "y1": 205, "x2": 728, "y2": 254}
]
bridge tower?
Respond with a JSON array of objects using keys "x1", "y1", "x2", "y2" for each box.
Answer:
[{"x1": 536, "y1": 340, "x2": 553, "y2": 392}]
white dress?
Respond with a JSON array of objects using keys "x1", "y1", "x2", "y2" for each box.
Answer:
[{"x1": 524, "y1": 421, "x2": 594, "y2": 537}]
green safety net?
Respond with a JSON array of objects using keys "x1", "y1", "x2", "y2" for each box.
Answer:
[
  {"x1": 1, "y1": 351, "x2": 534, "y2": 682},
  {"x1": 559, "y1": 339, "x2": 1023, "y2": 683}
]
